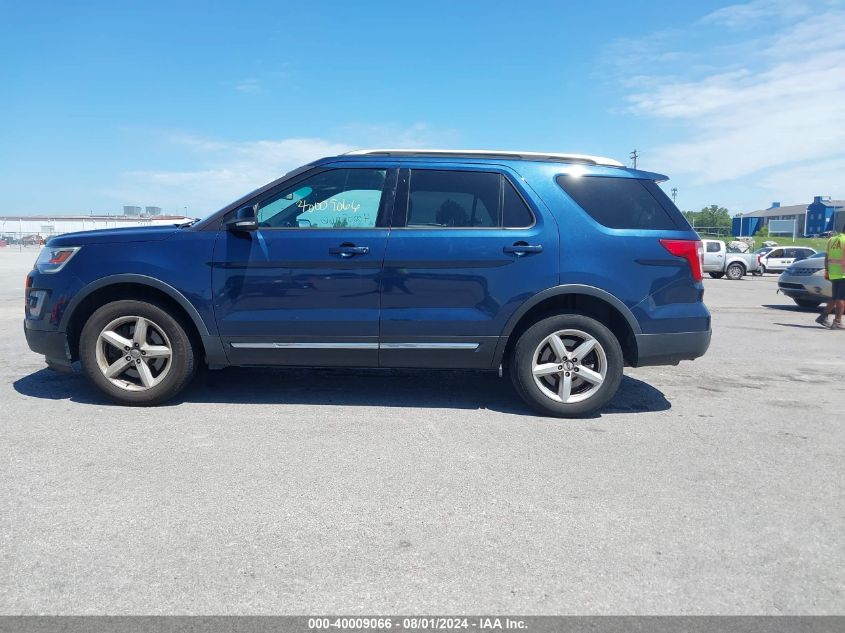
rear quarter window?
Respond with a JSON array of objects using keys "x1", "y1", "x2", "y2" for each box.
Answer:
[{"x1": 556, "y1": 175, "x2": 684, "y2": 230}]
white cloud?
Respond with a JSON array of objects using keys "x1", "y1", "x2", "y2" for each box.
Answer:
[
  {"x1": 617, "y1": 0, "x2": 845, "y2": 206},
  {"x1": 700, "y1": 0, "x2": 812, "y2": 27},
  {"x1": 234, "y1": 78, "x2": 261, "y2": 93},
  {"x1": 105, "y1": 124, "x2": 449, "y2": 215}
]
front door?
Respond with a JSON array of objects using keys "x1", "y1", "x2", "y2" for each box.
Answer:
[
  {"x1": 212, "y1": 166, "x2": 397, "y2": 366},
  {"x1": 702, "y1": 241, "x2": 724, "y2": 272},
  {"x1": 379, "y1": 166, "x2": 559, "y2": 369},
  {"x1": 764, "y1": 248, "x2": 789, "y2": 271}
]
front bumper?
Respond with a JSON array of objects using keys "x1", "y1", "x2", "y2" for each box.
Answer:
[
  {"x1": 778, "y1": 277, "x2": 831, "y2": 301},
  {"x1": 634, "y1": 329, "x2": 712, "y2": 367},
  {"x1": 23, "y1": 322, "x2": 73, "y2": 372}
]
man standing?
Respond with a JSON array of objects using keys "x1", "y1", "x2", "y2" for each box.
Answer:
[{"x1": 816, "y1": 214, "x2": 845, "y2": 329}]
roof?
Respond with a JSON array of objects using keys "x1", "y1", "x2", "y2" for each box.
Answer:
[
  {"x1": 741, "y1": 199, "x2": 845, "y2": 218},
  {"x1": 741, "y1": 204, "x2": 809, "y2": 218},
  {"x1": 343, "y1": 148, "x2": 625, "y2": 167}
]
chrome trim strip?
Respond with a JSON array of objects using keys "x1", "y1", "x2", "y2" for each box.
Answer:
[
  {"x1": 230, "y1": 342, "x2": 479, "y2": 351},
  {"x1": 231, "y1": 342, "x2": 378, "y2": 350},
  {"x1": 380, "y1": 342, "x2": 479, "y2": 350}
]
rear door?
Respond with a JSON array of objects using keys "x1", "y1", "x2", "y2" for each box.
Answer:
[
  {"x1": 212, "y1": 165, "x2": 397, "y2": 366},
  {"x1": 379, "y1": 165, "x2": 559, "y2": 369}
]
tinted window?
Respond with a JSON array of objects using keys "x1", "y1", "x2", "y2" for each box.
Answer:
[
  {"x1": 706, "y1": 241, "x2": 721, "y2": 253},
  {"x1": 408, "y1": 170, "x2": 498, "y2": 228},
  {"x1": 768, "y1": 249, "x2": 783, "y2": 258},
  {"x1": 503, "y1": 178, "x2": 534, "y2": 227},
  {"x1": 257, "y1": 168, "x2": 387, "y2": 228},
  {"x1": 556, "y1": 175, "x2": 682, "y2": 230}
]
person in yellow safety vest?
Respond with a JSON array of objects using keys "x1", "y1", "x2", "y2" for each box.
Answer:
[{"x1": 816, "y1": 214, "x2": 845, "y2": 329}]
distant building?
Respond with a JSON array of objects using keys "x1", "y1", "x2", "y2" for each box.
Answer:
[
  {"x1": 145, "y1": 206, "x2": 162, "y2": 216},
  {"x1": 733, "y1": 196, "x2": 844, "y2": 237},
  {"x1": 0, "y1": 214, "x2": 191, "y2": 238}
]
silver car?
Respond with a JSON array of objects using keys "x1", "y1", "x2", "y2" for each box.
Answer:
[{"x1": 777, "y1": 252, "x2": 831, "y2": 308}]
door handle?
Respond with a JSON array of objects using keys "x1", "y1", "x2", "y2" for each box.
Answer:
[
  {"x1": 329, "y1": 244, "x2": 369, "y2": 258},
  {"x1": 504, "y1": 242, "x2": 543, "y2": 256}
]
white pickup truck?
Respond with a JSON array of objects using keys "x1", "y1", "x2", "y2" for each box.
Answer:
[{"x1": 701, "y1": 239, "x2": 761, "y2": 280}]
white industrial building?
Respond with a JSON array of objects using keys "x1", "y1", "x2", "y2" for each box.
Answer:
[{"x1": 0, "y1": 213, "x2": 191, "y2": 239}]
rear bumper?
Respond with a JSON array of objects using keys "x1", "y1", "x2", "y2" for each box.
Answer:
[
  {"x1": 634, "y1": 329, "x2": 711, "y2": 367},
  {"x1": 23, "y1": 321, "x2": 73, "y2": 371}
]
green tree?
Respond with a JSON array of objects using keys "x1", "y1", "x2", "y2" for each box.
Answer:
[{"x1": 683, "y1": 205, "x2": 732, "y2": 230}]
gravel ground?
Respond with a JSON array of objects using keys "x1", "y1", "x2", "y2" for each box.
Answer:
[{"x1": 0, "y1": 248, "x2": 842, "y2": 614}]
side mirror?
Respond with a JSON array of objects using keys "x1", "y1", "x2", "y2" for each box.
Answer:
[{"x1": 226, "y1": 204, "x2": 258, "y2": 232}]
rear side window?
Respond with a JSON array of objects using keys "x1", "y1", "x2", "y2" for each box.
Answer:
[
  {"x1": 502, "y1": 178, "x2": 534, "y2": 228},
  {"x1": 405, "y1": 170, "x2": 536, "y2": 228},
  {"x1": 408, "y1": 170, "x2": 498, "y2": 227},
  {"x1": 556, "y1": 175, "x2": 683, "y2": 230},
  {"x1": 706, "y1": 241, "x2": 720, "y2": 253}
]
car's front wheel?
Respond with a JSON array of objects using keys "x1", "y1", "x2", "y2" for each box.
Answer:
[
  {"x1": 794, "y1": 299, "x2": 821, "y2": 309},
  {"x1": 79, "y1": 300, "x2": 196, "y2": 406},
  {"x1": 510, "y1": 314, "x2": 623, "y2": 418}
]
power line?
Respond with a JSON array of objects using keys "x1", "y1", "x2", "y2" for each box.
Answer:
[{"x1": 629, "y1": 149, "x2": 638, "y2": 169}]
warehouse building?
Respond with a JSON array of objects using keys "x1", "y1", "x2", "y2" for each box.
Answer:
[{"x1": 733, "y1": 196, "x2": 844, "y2": 237}]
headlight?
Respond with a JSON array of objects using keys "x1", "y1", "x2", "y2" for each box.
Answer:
[{"x1": 35, "y1": 246, "x2": 81, "y2": 273}]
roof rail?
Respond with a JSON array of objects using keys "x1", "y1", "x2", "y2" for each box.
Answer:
[{"x1": 343, "y1": 149, "x2": 625, "y2": 168}]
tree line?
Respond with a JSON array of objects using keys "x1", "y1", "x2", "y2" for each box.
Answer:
[{"x1": 682, "y1": 205, "x2": 732, "y2": 230}]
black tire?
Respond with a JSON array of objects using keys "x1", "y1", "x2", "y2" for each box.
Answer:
[
  {"x1": 79, "y1": 299, "x2": 196, "y2": 406},
  {"x1": 510, "y1": 314, "x2": 624, "y2": 418},
  {"x1": 794, "y1": 299, "x2": 821, "y2": 309},
  {"x1": 758, "y1": 265, "x2": 766, "y2": 275},
  {"x1": 726, "y1": 262, "x2": 745, "y2": 280},
  {"x1": 709, "y1": 272, "x2": 725, "y2": 279}
]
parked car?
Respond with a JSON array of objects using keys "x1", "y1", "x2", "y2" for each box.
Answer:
[
  {"x1": 701, "y1": 239, "x2": 761, "y2": 280},
  {"x1": 24, "y1": 149, "x2": 711, "y2": 417},
  {"x1": 758, "y1": 246, "x2": 816, "y2": 274},
  {"x1": 777, "y1": 252, "x2": 830, "y2": 308}
]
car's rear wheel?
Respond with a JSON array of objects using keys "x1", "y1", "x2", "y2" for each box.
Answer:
[
  {"x1": 726, "y1": 262, "x2": 745, "y2": 280},
  {"x1": 709, "y1": 272, "x2": 725, "y2": 279},
  {"x1": 794, "y1": 299, "x2": 821, "y2": 309},
  {"x1": 79, "y1": 300, "x2": 196, "y2": 406},
  {"x1": 510, "y1": 314, "x2": 623, "y2": 418}
]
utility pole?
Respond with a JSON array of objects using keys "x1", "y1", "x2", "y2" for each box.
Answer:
[
  {"x1": 629, "y1": 149, "x2": 639, "y2": 169},
  {"x1": 671, "y1": 187, "x2": 678, "y2": 204}
]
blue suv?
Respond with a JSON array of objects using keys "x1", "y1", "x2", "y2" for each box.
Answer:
[{"x1": 24, "y1": 149, "x2": 711, "y2": 416}]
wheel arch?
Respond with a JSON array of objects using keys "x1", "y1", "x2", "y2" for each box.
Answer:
[
  {"x1": 494, "y1": 285, "x2": 641, "y2": 368},
  {"x1": 61, "y1": 275, "x2": 225, "y2": 366}
]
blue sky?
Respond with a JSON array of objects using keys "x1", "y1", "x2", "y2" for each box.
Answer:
[{"x1": 1, "y1": 0, "x2": 843, "y2": 217}]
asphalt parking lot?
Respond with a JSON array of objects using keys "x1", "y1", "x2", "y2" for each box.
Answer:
[{"x1": 0, "y1": 248, "x2": 842, "y2": 614}]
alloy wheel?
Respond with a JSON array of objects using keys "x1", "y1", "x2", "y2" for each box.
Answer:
[
  {"x1": 531, "y1": 329, "x2": 607, "y2": 404},
  {"x1": 94, "y1": 315, "x2": 173, "y2": 391}
]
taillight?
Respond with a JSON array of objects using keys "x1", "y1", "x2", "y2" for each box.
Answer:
[{"x1": 659, "y1": 238, "x2": 704, "y2": 282}]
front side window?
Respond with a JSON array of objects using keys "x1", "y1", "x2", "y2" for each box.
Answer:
[
  {"x1": 768, "y1": 249, "x2": 783, "y2": 258},
  {"x1": 407, "y1": 170, "x2": 499, "y2": 228},
  {"x1": 256, "y1": 168, "x2": 388, "y2": 229}
]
